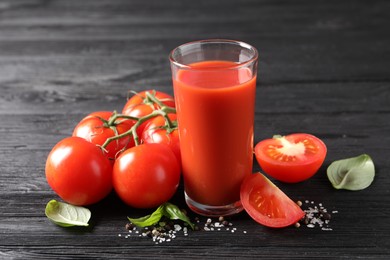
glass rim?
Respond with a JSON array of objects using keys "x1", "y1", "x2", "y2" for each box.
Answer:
[{"x1": 169, "y1": 39, "x2": 258, "y2": 70}]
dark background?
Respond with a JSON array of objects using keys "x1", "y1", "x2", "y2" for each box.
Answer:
[{"x1": 0, "y1": 0, "x2": 389, "y2": 259}]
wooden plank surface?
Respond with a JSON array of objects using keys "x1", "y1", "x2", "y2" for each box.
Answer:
[{"x1": 1, "y1": 0, "x2": 389, "y2": 259}]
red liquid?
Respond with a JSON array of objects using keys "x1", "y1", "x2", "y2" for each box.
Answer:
[{"x1": 173, "y1": 60, "x2": 256, "y2": 206}]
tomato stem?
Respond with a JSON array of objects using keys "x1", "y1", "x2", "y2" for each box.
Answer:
[
  {"x1": 144, "y1": 91, "x2": 177, "y2": 129},
  {"x1": 101, "y1": 92, "x2": 177, "y2": 152},
  {"x1": 107, "y1": 111, "x2": 138, "y2": 126}
]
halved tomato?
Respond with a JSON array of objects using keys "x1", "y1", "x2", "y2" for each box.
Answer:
[
  {"x1": 240, "y1": 172, "x2": 305, "y2": 228},
  {"x1": 254, "y1": 133, "x2": 327, "y2": 183}
]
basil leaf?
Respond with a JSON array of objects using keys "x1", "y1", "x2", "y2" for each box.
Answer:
[
  {"x1": 128, "y1": 204, "x2": 164, "y2": 227},
  {"x1": 45, "y1": 200, "x2": 91, "y2": 227},
  {"x1": 163, "y1": 202, "x2": 195, "y2": 230},
  {"x1": 127, "y1": 203, "x2": 195, "y2": 230},
  {"x1": 327, "y1": 154, "x2": 375, "y2": 190}
]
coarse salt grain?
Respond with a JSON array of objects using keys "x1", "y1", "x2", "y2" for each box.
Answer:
[
  {"x1": 299, "y1": 200, "x2": 337, "y2": 231},
  {"x1": 321, "y1": 227, "x2": 333, "y2": 231},
  {"x1": 120, "y1": 215, "x2": 247, "y2": 244},
  {"x1": 174, "y1": 224, "x2": 182, "y2": 231}
]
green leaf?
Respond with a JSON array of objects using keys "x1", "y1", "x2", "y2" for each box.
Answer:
[
  {"x1": 127, "y1": 203, "x2": 195, "y2": 230},
  {"x1": 128, "y1": 204, "x2": 164, "y2": 227},
  {"x1": 45, "y1": 200, "x2": 91, "y2": 227},
  {"x1": 327, "y1": 154, "x2": 375, "y2": 190},
  {"x1": 162, "y1": 202, "x2": 195, "y2": 230}
]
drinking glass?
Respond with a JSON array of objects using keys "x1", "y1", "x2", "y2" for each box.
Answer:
[{"x1": 170, "y1": 39, "x2": 258, "y2": 216}]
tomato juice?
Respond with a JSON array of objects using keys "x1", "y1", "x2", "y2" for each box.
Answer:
[{"x1": 173, "y1": 60, "x2": 256, "y2": 208}]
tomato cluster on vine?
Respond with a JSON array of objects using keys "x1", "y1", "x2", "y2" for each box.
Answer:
[{"x1": 45, "y1": 90, "x2": 181, "y2": 209}]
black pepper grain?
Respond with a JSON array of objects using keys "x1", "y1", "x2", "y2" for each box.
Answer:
[
  {"x1": 125, "y1": 223, "x2": 135, "y2": 230},
  {"x1": 321, "y1": 212, "x2": 332, "y2": 220}
]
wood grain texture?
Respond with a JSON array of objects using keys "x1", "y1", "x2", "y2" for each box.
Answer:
[{"x1": 0, "y1": 0, "x2": 389, "y2": 259}]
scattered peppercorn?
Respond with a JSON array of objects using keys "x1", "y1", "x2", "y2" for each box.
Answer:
[
  {"x1": 298, "y1": 200, "x2": 337, "y2": 231},
  {"x1": 125, "y1": 223, "x2": 135, "y2": 231},
  {"x1": 320, "y1": 211, "x2": 332, "y2": 221},
  {"x1": 119, "y1": 214, "x2": 244, "y2": 244}
]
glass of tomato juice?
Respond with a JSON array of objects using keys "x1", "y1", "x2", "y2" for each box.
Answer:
[{"x1": 169, "y1": 39, "x2": 258, "y2": 216}]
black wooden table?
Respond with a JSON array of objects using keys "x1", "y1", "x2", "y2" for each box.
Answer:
[{"x1": 1, "y1": 0, "x2": 389, "y2": 259}]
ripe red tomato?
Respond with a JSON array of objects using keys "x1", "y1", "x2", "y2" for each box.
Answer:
[
  {"x1": 45, "y1": 137, "x2": 113, "y2": 206},
  {"x1": 122, "y1": 90, "x2": 175, "y2": 134},
  {"x1": 122, "y1": 103, "x2": 154, "y2": 119},
  {"x1": 240, "y1": 172, "x2": 305, "y2": 228},
  {"x1": 123, "y1": 90, "x2": 175, "y2": 112},
  {"x1": 141, "y1": 113, "x2": 181, "y2": 166},
  {"x1": 254, "y1": 133, "x2": 327, "y2": 183},
  {"x1": 113, "y1": 143, "x2": 180, "y2": 209},
  {"x1": 72, "y1": 111, "x2": 135, "y2": 160}
]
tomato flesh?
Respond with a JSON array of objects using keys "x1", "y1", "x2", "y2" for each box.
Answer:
[
  {"x1": 240, "y1": 172, "x2": 305, "y2": 228},
  {"x1": 255, "y1": 133, "x2": 327, "y2": 183}
]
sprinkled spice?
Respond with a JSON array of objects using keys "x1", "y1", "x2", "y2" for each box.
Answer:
[
  {"x1": 121, "y1": 218, "x2": 190, "y2": 244},
  {"x1": 118, "y1": 215, "x2": 245, "y2": 244},
  {"x1": 297, "y1": 200, "x2": 338, "y2": 231}
]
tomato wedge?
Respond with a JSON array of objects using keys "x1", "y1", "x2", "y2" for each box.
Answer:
[
  {"x1": 254, "y1": 133, "x2": 327, "y2": 183},
  {"x1": 240, "y1": 172, "x2": 305, "y2": 228}
]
